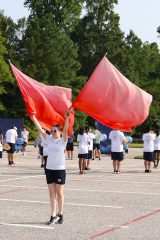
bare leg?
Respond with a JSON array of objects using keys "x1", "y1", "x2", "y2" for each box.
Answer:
[
  {"x1": 147, "y1": 161, "x2": 151, "y2": 171},
  {"x1": 83, "y1": 158, "x2": 86, "y2": 173},
  {"x1": 157, "y1": 152, "x2": 160, "y2": 167},
  {"x1": 98, "y1": 150, "x2": 101, "y2": 160},
  {"x1": 48, "y1": 183, "x2": 57, "y2": 217},
  {"x1": 92, "y1": 149, "x2": 95, "y2": 159},
  {"x1": 67, "y1": 151, "x2": 70, "y2": 159},
  {"x1": 71, "y1": 151, "x2": 73, "y2": 159},
  {"x1": 56, "y1": 184, "x2": 64, "y2": 214},
  {"x1": 87, "y1": 159, "x2": 90, "y2": 168},
  {"x1": 79, "y1": 158, "x2": 83, "y2": 173},
  {"x1": 117, "y1": 161, "x2": 121, "y2": 172},
  {"x1": 113, "y1": 160, "x2": 117, "y2": 172},
  {"x1": 7, "y1": 153, "x2": 11, "y2": 164},
  {"x1": 154, "y1": 152, "x2": 157, "y2": 167},
  {"x1": 144, "y1": 160, "x2": 148, "y2": 171}
]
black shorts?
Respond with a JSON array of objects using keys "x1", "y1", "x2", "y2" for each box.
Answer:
[
  {"x1": 93, "y1": 143, "x2": 100, "y2": 150},
  {"x1": 154, "y1": 150, "x2": 160, "y2": 153},
  {"x1": 78, "y1": 153, "x2": 88, "y2": 159},
  {"x1": 0, "y1": 151, "x2": 2, "y2": 158},
  {"x1": 111, "y1": 152, "x2": 124, "y2": 161},
  {"x1": 143, "y1": 152, "x2": 154, "y2": 161},
  {"x1": 39, "y1": 146, "x2": 43, "y2": 156},
  {"x1": 87, "y1": 150, "x2": 92, "y2": 159},
  {"x1": 45, "y1": 169, "x2": 66, "y2": 184},
  {"x1": 66, "y1": 142, "x2": 74, "y2": 151},
  {"x1": 7, "y1": 143, "x2": 15, "y2": 154}
]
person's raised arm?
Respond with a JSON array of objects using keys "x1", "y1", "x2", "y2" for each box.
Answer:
[
  {"x1": 32, "y1": 115, "x2": 46, "y2": 139},
  {"x1": 63, "y1": 110, "x2": 70, "y2": 142}
]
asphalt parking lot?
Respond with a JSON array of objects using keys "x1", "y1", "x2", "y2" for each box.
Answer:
[{"x1": 0, "y1": 145, "x2": 160, "y2": 240}]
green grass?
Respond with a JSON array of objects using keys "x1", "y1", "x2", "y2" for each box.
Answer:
[
  {"x1": 128, "y1": 143, "x2": 143, "y2": 148},
  {"x1": 134, "y1": 155, "x2": 143, "y2": 159}
]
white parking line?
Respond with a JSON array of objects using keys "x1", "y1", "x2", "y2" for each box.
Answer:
[
  {"x1": 0, "y1": 175, "x2": 44, "y2": 183},
  {"x1": 0, "y1": 184, "x2": 160, "y2": 195},
  {"x1": 0, "y1": 198, "x2": 123, "y2": 209},
  {"x1": 0, "y1": 184, "x2": 46, "y2": 189},
  {"x1": 68, "y1": 178, "x2": 160, "y2": 185},
  {"x1": 65, "y1": 188, "x2": 160, "y2": 195},
  {"x1": 0, "y1": 222, "x2": 53, "y2": 229}
]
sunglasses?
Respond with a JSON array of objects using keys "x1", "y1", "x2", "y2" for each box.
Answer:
[{"x1": 52, "y1": 129, "x2": 60, "y2": 133}]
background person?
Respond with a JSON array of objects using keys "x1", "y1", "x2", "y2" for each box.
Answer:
[
  {"x1": 93, "y1": 126, "x2": 101, "y2": 160},
  {"x1": 142, "y1": 127, "x2": 155, "y2": 173},
  {"x1": 109, "y1": 129, "x2": 126, "y2": 174},
  {"x1": 153, "y1": 130, "x2": 160, "y2": 168},
  {"x1": 5, "y1": 126, "x2": 18, "y2": 165},
  {"x1": 0, "y1": 128, "x2": 3, "y2": 159},
  {"x1": 66, "y1": 132, "x2": 74, "y2": 160},
  {"x1": 21, "y1": 127, "x2": 29, "y2": 156},
  {"x1": 77, "y1": 127, "x2": 90, "y2": 174},
  {"x1": 32, "y1": 110, "x2": 70, "y2": 225},
  {"x1": 85, "y1": 127, "x2": 95, "y2": 170}
]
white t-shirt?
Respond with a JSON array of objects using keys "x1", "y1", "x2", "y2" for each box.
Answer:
[
  {"x1": 41, "y1": 139, "x2": 48, "y2": 156},
  {"x1": 6, "y1": 129, "x2": 18, "y2": 144},
  {"x1": 77, "y1": 133, "x2": 89, "y2": 154},
  {"x1": 109, "y1": 130, "x2": 126, "y2": 152},
  {"x1": 0, "y1": 143, "x2": 2, "y2": 151},
  {"x1": 21, "y1": 130, "x2": 29, "y2": 142},
  {"x1": 142, "y1": 133, "x2": 155, "y2": 152},
  {"x1": 88, "y1": 132, "x2": 96, "y2": 151},
  {"x1": 154, "y1": 135, "x2": 160, "y2": 150},
  {"x1": 46, "y1": 135, "x2": 67, "y2": 170},
  {"x1": 94, "y1": 129, "x2": 101, "y2": 144}
]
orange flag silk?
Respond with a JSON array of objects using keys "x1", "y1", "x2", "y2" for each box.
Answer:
[
  {"x1": 72, "y1": 57, "x2": 152, "y2": 131},
  {"x1": 10, "y1": 63, "x2": 74, "y2": 134}
]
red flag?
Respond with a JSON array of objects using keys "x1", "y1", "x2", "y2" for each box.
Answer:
[
  {"x1": 10, "y1": 63, "x2": 74, "y2": 134},
  {"x1": 72, "y1": 57, "x2": 152, "y2": 131}
]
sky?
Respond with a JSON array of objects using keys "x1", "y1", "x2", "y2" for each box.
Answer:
[{"x1": 0, "y1": 0, "x2": 160, "y2": 47}]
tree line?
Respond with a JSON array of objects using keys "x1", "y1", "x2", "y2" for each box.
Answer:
[{"x1": 0, "y1": 0, "x2": 160, "y2": 138}]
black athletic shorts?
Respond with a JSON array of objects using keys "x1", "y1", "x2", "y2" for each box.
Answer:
[
  {"x1": 78, "y1": 153, "x2": 88, "y2": 159},
  {"x1": 87, "y1": 150, "x2": 92, "y2": 159},
  {"x1": 45, "y1": 169, "x2": 66, "y2": 184},
  {"x1": 66, "y1": 142, "x2": 74, "y2": 151},
  {"x1": 143, "y1": 152, "x2": 154, "y2": 161},
  {"x1": 154, "y1": 150, "x2": 160, "y2": 154},
  {"x1": 111, "y1": 152, "x2": 124, "y2": 161},
  {"x1": 39, "y1": 146, "x2": 43, "y2": 156},
  {"x1": 93, "y1": 143, "x2": 100, "y2": 150}
]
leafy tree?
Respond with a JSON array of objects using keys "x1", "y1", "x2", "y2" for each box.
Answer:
[
  {"x1": 71, "y1": 0, "x2": 125, "y2": 77},
  {"x1": 0, "y1": 13, "x2": 28, "y2": 119},
  {"x1": 24, "y1": 0, "x2": 84, "y2": 33},
  {"x1": 17, "y1": 1, "x2": 87, "y2": 130},
  {"x1": 0, "y1": 29, "x2": 14, "y2": 111}
]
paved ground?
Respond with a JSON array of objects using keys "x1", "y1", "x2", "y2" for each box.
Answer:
[{"x1": 0, "y1": 146, "x2": 160, "y2": 240}]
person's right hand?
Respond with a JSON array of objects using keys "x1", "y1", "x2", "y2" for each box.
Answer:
[{"x1": 66, "y1": 110, "x2": 70, "y2": 117}]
